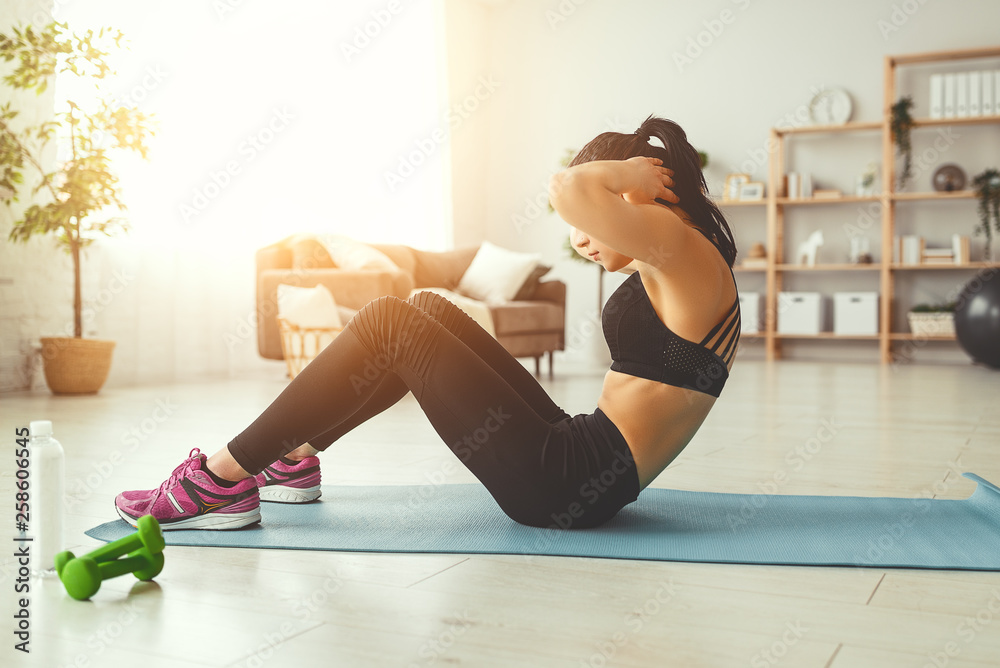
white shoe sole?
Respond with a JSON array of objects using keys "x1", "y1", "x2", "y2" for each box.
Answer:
[
  {"x1": 117, "y1": 506, "x2": 262, "y2": 531},
  {"x1": 259, "y1": 484, "x2": 322, "y2": 503}
]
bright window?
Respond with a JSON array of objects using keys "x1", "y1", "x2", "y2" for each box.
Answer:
[{"x1": 54, "y1": 0, "x2": 450, "y2": 252}]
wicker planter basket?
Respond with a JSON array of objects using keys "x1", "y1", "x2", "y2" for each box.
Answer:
[
  {"x1": 277, "y1": 318, "x2": 343, "y2": 379},
  {"x1": 906, "y1": 312, "x2": 955, "y2": 337},
  {"x1": 40, "y1": 337, "x2": 116, "y2": 395}
]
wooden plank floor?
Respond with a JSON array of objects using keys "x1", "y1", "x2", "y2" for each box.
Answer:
[{"x1": 1, "y1": 359, "x2": 999, "y2": 667}]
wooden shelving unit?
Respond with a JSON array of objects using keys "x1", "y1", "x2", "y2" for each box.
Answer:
[
  {"x1": 878, "y1": 46, "x2": 1000, "y2": 363},
  {"x1": 723, "y1": 45, "x2": 1000, "y2": 364},
  {"x1": 891, "y1": 190, "x2": 976, "y2": 201},
  {"x1": 775, "y1": 264, "x2": 881, "y2": 271},
  {"x1": 776, "y1": 195, "x2": 881, "y2": 205}
]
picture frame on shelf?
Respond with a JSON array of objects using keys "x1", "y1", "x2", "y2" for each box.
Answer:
[
  {"x1": 723, "y1": 173, "x2": 750, "y2": 201},
  {"x1": 738, "y1": 182, "x2": 765, "y2": 201}
]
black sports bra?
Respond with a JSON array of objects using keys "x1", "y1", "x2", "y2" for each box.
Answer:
[{"x1": 601, "y1": 234, "x2": 740, "y2": 398}]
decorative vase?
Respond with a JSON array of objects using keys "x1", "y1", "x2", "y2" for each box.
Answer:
[{"x1": 40, "y1": 337, "x2": 116, "y2": 395}]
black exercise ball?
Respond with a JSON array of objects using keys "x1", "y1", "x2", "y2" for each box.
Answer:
[{"x1": 954, "y1": 271, "x2": 1000, "y2": 368}]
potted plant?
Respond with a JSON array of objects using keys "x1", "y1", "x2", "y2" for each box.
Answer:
[
  {"x1": 890, "y1": 96, "x2": 914, "y2": 191},
  {"x1": 971, "y1": 168, "x2": 1000, "y2": 261},
  {"x1": 0, "y1": 22, "x2": 154, "y2": 394},
  {"x1": 907, "y1": 302, "x2": 957, "y2": 337}
]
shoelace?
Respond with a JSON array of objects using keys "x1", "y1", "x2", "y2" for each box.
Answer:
[{"x1": 150, "y1": 448, "x2": 203, "y2": 504}]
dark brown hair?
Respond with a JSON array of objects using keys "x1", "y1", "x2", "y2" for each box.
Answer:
[{"x1": 569, "y1": 115, "x2": 737, "y2": 267}]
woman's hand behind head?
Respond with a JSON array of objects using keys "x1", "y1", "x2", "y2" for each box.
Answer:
[{"x1": 620, "y1": 156, "x2": 679, "y2": 206}]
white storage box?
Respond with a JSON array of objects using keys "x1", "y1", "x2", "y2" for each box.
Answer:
[
  {"x1": 777, "y1": 292, "x2": 822, "y2": 334},
  {"x1": 834, "y1": 292, "x2": 879, "y2": 335},
  {"x1": 739, "y1": 292, "x2": 762, "y2": 333}
]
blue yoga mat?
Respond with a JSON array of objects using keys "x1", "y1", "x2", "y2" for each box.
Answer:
[{"x1": 86, "y1": 472, "x2": 1000, "y2": 570}]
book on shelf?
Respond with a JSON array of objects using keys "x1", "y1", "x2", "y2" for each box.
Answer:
[
  {"x1": 984, "y1": 71, "x2": 996, "y2": 116},
  {"x1": 786, "y1": 172, "x2": 800, "y2": 199},
  {"x1": 922, "y1": 248, "x2": 954, "y2": 257},
  {"x1": 995, "y1": 70, "x2": 1000, "y2": 116},
  {"x1": 813, "y1": 189, "x2": 842, "y2": 199},
  {"x1": 800, "y1": 173, "x2": 813, "y2": 198},
  {"x1": 894, "y1": 235, "x2": 971, "y2": 265},
  {"x1": 905, "y1": 235, "x2": 924, "y2": 265},
  {"x1": 993, "y1": 69, "x2": 1000, "y2": 116},
  {"x1": 930, "y1": 74, "x2": 943, "y2": 119},
  {"x1": 956, "y1": 72, "x2": 969, "y2": 118},
  {"x1": 971, "y1": 71, "x2": 980, "y2": 115},
  {"x1": 935, "y1": 70, "x2": 1000, "y2": 119},
  {"x1": 944, "y1": 73, "x2": 956, "y2": 118},
  {"x1": 953, "y1": 234, "x2": 970, "y2": 264},
  {"x1": 893, "y1": 235, "x2": 925, "y2": 265},
  {"x1": 740, "y1": 258, "x2": 768, "y2": 269},
  {"x1": 970, "y1": 70, "x2": 982, "y2": 116}
]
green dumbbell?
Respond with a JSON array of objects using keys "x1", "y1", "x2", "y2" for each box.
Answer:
[
  {"x1": 59, "y1": 547, "x2": 165, "y2": 601},
  {"x1": 56, "y1": 515, "x2": 166, "y2": 600},
  {"x1": 55, "y1": 514, "x2": 165, "y2": 574},
  {"x1": 91, "y1": 514, "x2": 166, "y2": 563}
]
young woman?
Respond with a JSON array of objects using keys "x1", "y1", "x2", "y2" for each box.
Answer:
[{"x1": 116, "y1": 115, "x2": 740, "y2": 532}]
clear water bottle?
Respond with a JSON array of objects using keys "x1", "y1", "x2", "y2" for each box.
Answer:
[{"x1": 29, "y1": 420, "x2": 65, "y2": 576}]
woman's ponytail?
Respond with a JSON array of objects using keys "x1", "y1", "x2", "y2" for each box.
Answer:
[{"x1": 572, "y1": 115, "x2": 738, "y2": 267}]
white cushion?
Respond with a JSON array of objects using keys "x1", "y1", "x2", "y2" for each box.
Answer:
[
  {"x1": 276, "y1": 284, "x2": 343, "y2": 329},
  {"x1": 458, "y1": 241, "x2": 540, "y2": 304},
  {"x1": 313, "y1": 234, "x2": 398, "y2": 272}
]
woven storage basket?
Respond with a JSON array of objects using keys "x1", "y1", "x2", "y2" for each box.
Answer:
[
  {"x1": 906, "y1": 312, "x2": 955, "y2": 337},
  {"x1": 277, "y1": 318, "x2": 343, "y2": 379},
  {"x1": 40, "y1": 337, "x2": 116, "y2": 395}
]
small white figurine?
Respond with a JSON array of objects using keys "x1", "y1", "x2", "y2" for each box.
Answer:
[{"x1": 797, "y1": 230, "x2": 825, "y2": 266}]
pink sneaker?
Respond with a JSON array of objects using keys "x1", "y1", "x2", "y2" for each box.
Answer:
[
  {"x1": 254, "y1": 455, "x2": 322, "y2": 503},
  {"x1": 115, "y1": 448, "x2": 261, "y2": 530}
]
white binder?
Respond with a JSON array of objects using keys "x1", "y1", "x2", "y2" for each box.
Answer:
[
  {"x1": 983, "y1": 71, "x2": 995, "y2": 116},
  {"x1": 969, "y1": 70, "x2": 982, "y2": 116},
  {"x1": 929, "y1": 74, "x2": 944, "y2": 119},
  {"x1": 943, "y1": 73, "x2": 956, "y2": 118},
  {"x1": 956, "y1": 72, "x2": 969, "y2": 118}
]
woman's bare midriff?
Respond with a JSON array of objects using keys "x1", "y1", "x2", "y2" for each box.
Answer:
[
  {"x1": 594, "y1": 213, "x2": 738, "y2": 491},
  {"x1": 597, "y1": 370, "x2": 718, "y2": 490}
]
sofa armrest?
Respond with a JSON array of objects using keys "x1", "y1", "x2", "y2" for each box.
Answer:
[
  {"x1": 531, "y1": 279, "x2": 566, "y2": 307},
  {"x1": 256, "y1": 268, "x2": 415, "y2": 360},
  {"x1": 256, "y1": 238, "x2": 294, "y2": 273}
]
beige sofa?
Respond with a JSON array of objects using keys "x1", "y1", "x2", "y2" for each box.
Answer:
[{"x1": 255, "y1": 236, "x2": 566, "y2": 375}]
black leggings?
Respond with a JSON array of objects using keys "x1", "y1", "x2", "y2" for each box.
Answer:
[{"x1": 228, "y1": 291, "x2": 640, "y2": 529}]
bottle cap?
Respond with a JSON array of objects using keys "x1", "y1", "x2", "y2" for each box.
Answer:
[{"x1": 29, "y1": 420, "x2": 53, "y2": 438}]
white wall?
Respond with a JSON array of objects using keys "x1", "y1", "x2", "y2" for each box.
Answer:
[
  {"x1": 471, "y1": 0, "x2": 1000, "y2": 365},
  {"x1": 443, "y1": 0, "x2": 493, "y2": 249}
]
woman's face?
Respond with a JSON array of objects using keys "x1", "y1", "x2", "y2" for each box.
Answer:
[{"x1": 569, "y1": 227, "x2": 633, "y2": 272}]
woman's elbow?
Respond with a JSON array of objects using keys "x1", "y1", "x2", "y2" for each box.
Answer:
[
  {"x1": 548, "y1": 171, "x2": 569, "y2": 212},
  {"x1": 549, "y1": 170, "x2": 583, "y2": 217}
]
